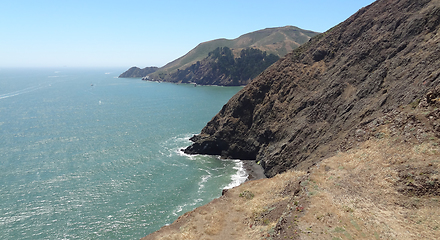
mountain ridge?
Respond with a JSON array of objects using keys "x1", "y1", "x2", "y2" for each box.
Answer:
[
  {"x1": 155, "y1": 25, "x2": 318, "y2": 76},
  {"x1": 118, "y1": 66, "x2": 158, "y2": 78},
  {"x1": 119, "y1": 26, "x2": 319, "y2": 81}
]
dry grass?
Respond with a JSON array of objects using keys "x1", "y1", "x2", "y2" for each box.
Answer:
[
  {"x1": 298, "y1": 135, "x2": 440, "y2": 240},
  {"x1": 142, "y1": 169, "x2": 306, "y2": 240},
  {"x1": 143, "y1": 127, "x2": 440, "y2": 240}
]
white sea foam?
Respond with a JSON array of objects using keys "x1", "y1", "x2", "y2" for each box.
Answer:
[
  {"x1": 0, "y1": 85, "x2": 45, "y2": 100},
  {"x1": 169, "y1": 133, "x2": 248, "y2": 189},
  {"x1": 170, "y1": 134, "x2": 198, "y2": 160},
  {"x1": 160, "y1": 134, "x2": 196, "y2": 160},
  {"x1": 172, "y1": 198, "x2": 203, "y2": 216},
  {"x1": 197, "y1": 172, "x2": 211, "y2": 191},
  {"x1": 224, "y1": 160, "x2": 248, "y2": 189},
  {"x1": 176, "y1": 148, "x2": 196, "y2": 159}
]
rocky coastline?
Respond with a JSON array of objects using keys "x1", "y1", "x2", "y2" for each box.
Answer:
[
  {"x1": 143, "y1": 99, "x2": 440, "y2": 240},
  {"x1": 184, "y1": 0, "x2": 440, "y2": 178},
  {"x1": 242, "y1": 160, "x2": 266, "y2": 181},
  {"x1": 142, "y1": 0, "x2": 440, "y2": 239}
]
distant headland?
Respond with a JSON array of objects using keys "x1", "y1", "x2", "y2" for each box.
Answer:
[{"x1": 119, "y1": 26, "x2": 319, "y2": 86}]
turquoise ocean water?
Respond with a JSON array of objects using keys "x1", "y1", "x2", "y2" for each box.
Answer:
[{"x1": 0, "y1": 68, "x2": 245, "y2": 239}]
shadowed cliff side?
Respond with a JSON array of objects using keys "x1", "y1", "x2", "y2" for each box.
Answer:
[
  {"x1": 155, "y1": 47, "x2": 280, "y2": 86},
  {"x1": 185, "y1": 0, "x2": 440, "y2": 177}
]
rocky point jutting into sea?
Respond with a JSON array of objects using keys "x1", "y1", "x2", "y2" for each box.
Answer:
[{"x1": 144, "y1": 0, "x2": 440, "y2": 239}]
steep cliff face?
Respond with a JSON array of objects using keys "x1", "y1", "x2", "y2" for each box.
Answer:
[
  {"x1": 185, "y1": 0, "x2": 440, "y2": 177},
  {"x1": 159, "y1": 47, "x2": 279, "y2": 86}
]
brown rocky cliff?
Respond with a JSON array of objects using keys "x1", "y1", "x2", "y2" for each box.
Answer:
[{"x1": 185, "y1": 0, "x2": 440, "y2": 177}]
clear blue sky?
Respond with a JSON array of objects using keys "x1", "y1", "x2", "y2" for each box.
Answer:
[{"x1": 1, "y1": 0, "x2": 376, "y2": 68}]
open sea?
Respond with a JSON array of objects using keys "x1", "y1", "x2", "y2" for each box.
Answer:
[{"x1": 0, "y1": 68, "x2": 245, "y2": 239}]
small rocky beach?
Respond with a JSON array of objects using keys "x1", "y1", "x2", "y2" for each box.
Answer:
[{"x1": 242, "y1": 160, "x2": 267, "y2": 181}]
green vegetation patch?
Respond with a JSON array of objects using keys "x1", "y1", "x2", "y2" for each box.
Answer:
[{"x1": 239, "y1": 190, "x2": 255, "y2": 200}]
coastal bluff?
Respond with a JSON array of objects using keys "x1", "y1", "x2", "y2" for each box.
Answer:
[
  {"x1": 143, "y1": 0, "x2": 440, "y2": 239},
  {"x1": 185, "y1": 0, "x2": 440, "y2": 177}
]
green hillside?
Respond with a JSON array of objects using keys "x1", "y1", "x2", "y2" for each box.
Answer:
[{"x1": 149, "y1": 26, "x2": 319, "y2": 79}]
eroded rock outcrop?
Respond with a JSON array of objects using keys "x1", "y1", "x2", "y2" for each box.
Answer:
[{"x1": 185, "y1": 0, "x2": 440, "y2": 177}]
